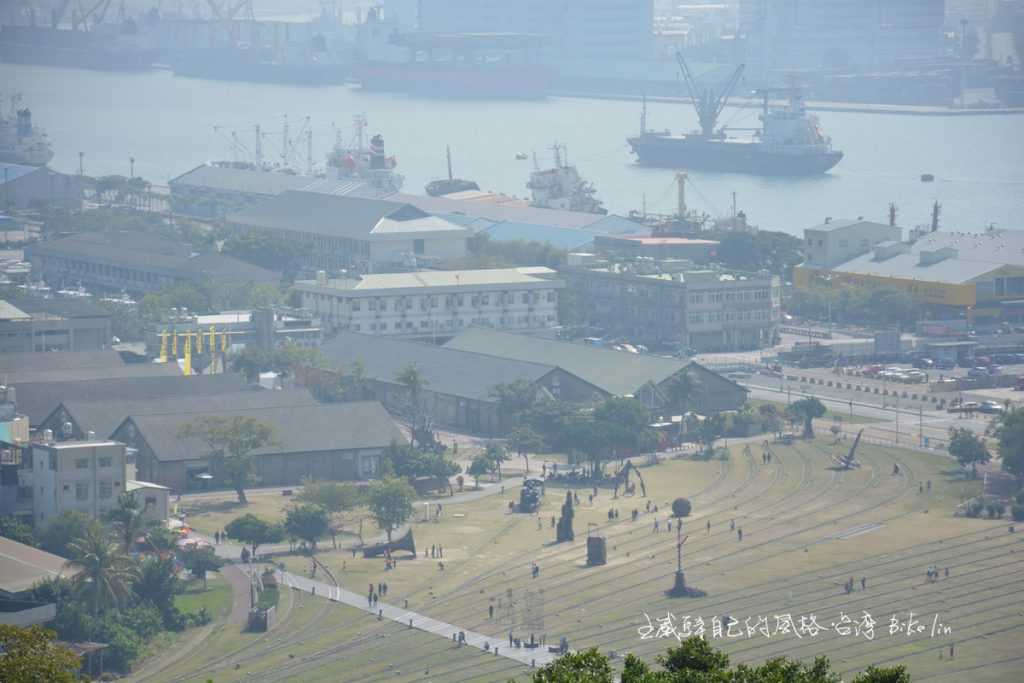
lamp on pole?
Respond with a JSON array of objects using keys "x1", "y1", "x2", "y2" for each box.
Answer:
[{"x1": 129, "y1": 156, "x2": 135, "y2": 179}]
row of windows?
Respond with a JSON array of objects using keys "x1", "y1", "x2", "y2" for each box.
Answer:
[
  {"x1": 75, "y1": 457, "x2": 113, "y2": 469},
  {"x1": 356, "y1": 314, "x2": 556, "y2": 332},
  {"x1": 44, "y1": 256, "x2": 168, "y2": 286},
  {"x1": 65, "y1": 481, "x2": 117, "y2": 501},
  {"x1": 689, "y1": 289, "x2": 773, "y2": 304},
  {"x1": 688, "y1": 309, "x2": 774, "y2": 324},
  {"x1": 310, "y1": 290, "x2": 556, "y2": 311}
]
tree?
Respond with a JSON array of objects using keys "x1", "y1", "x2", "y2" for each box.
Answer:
[
  {"x1": 107, "y1": 490, "x2": 148, "y2": 549},
  {"x1": 40, "y1": 511, "x2": 102, "y2": 557},
  {"x1": 133, "y1": 556, "x2": 179, "y2": 618},
  {"x1": 230, "y1": 346, "x2": 274, "y2": 383},
  {"x1": 224, "y1": 513, "x2": 285, "y2": 556},
  {"x1": 484, "y1": 442, "x2": 510, "y2": 480},
  {"x1": 145, "y1": 527, "x2": 181, "y2": 555},
  {"x1": 508, "y1": 426, "x2": 543, "y2": 473},
  {"x1": 948, "y1": 427, "x2": 991, "y2": 476},
  {"x1": 789, "y1": 397, "x2": 827, "y2": 438},
  {"x1": 993, "y1": 408, "x2": 1024, "y2": 479},
  {"x1": 665, "y1": 373, "x2": 694, "y2": 415},
  {"x1": 536, "y1": 637, "x2": 910, "y2": 683},
  {"x1": 468, "y1": 453, "x2": 491, "y2": 489},
  {"x1": 0, "y1": 625, "x2": 80, "y2": 683},
  {"x1": 532, "y1": 647, "x2": 614, "y2": 682},
  {"x1": 696, "y1": 414, "x2": 726, "y2": 456},
  {"x1": 758, "y1": 403, "x2": 784, "y2": 437},
  {"x1": 490, "y1": 379, "x2": 539, "y2": 422},
  {"x1": 298, "y1": 480, "x2": 362, "y2": 548},
  {"x1": 0, "y1": 516, "x2": 35, "y2": 546},
  {"x1": 395, "y1": 363, "x2": 429, "y2": 443},
  {"x1": 66, "y1": 526, "x2": 139, "y2": 616},
  {"x1": 180, "y1": 546, "x2": 224, "y2": 590},
  {"x1": 285, "y1": 504, "x2": 330, "y2": 552},
  {"x1": 178, "y1": 416, "x2": 277, "y2": 504},
  {"x1": 366, "y1": 478, "x2": 415, "y2": 543}
]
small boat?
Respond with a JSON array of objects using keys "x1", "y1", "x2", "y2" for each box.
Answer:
[
  {"x1": 515, "y1": 152, "x2": 528, "y2": 160},
  {"x1": 425, "y1": 145, "x2": 479, "y2": 197},
  {"x1": 921, "y1": 174, "x2": 935, "y2": 182}
]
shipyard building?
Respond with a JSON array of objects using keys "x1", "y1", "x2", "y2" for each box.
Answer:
[{"x1": 793, "y1": 220, "x2": 1024, "y2": 324}]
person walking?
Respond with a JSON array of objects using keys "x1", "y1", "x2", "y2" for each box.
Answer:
[
  {"x1": 861, "y1": 576, "x2": 866, "y2": 590},
  {"x1": 706, "y1": 519, "x2": 711, "y2": 535},
  {"x1": 737, "y1": 527, "x2": 743, "y2": 542}
]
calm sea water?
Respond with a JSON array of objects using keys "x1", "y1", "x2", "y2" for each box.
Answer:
[{"x1": 4, "y1": 63, "x2": 1024, "y2": 236}]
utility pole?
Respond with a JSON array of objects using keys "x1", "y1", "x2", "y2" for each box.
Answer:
[
  {"x1": 919, "y1": 405, "x2": 924, "y2": 447},
  {"x1": 78, "y1": 151, "x2": 84, "y2": 176},
  {"x1": 129, "y1": 156, "x2": 135, "y2": 179}
]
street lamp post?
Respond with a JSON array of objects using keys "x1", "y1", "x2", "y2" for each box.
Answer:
[{"x1": 130, "y1": 156, "x2": 135, "y2": 179}]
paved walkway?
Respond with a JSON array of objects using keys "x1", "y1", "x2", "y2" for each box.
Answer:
[
  {"x1": 276, "y1": 569, "x2": 556, "y2": 669},
  {"x1": 221, "y1": 564, "x2": 252, "y2": 626}
]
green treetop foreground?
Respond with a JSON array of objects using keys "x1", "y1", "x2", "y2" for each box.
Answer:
[{"x1": 529, "y1": 638, "x2": 910, "y2": 683}]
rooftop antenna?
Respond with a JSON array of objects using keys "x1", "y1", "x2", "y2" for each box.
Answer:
[
  {"x1": 888, "y1": 202, "x2": 897, "y2": 227},
  {"x1": 446, "y1": 145, "x2": 453, "y2": 181},
  {"x1": 676, "y1": 171, "x2": 688, "y2": 219},
  {"x1": 552, "y1": 143, "x2": 562, "y2": 169},
  {"x1": 281, "y1": 114, "x2": 289, "y2": 166},
  {"x1": 254, "y1": 123, "x2": 262, "y2": 167},
  {"x1": 640, "y1": 93, "x2": 647, "y2": 134},
  {"x1": 931, "y1": 200, "x2": 941, "y2": 232}
]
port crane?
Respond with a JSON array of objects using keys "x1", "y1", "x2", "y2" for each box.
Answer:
[{"x1": 674, "y1": 51, "x2": 745, "y2": 138}]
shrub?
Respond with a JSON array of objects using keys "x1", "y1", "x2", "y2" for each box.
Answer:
[
  {"x1": 1011, "y1": 505, "x2": 1024, "y2": 522},
  {"x1": 965, "y1": 500, "x2": 984, "y2": 518}
]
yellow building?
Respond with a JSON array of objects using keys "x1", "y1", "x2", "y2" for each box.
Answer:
[{"x1": 794, "y1": 224, "x2": 1024, "y2": 321}]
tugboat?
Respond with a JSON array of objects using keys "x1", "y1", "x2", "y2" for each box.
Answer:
[
  {"x1": 425, "y1": 146, "x2": 479, "y2": 197},
  {"x1": 628, "y1": 52, "x2": 843, "y2": 175},
  {"x1": 527, "y1": 144, "x2": 606, "y2": 214},
  {"x1": 326, "y1": 115, "x2": 403, "y2": 192},
  {"x1": 0, "y1": 95, "x2": 54, "y2": 166}
]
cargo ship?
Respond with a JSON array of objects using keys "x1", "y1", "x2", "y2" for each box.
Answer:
[
  {"x1": 0, "y1": 96, "x2": 53, "y2": 166},
  {"x1": 527, "y1": 144, "x2": 606, "y2": 214},
  {"x1": 0, "y1": 23, "x2": 157, "y2": 71},
  {"x1": 628, "y1": 52, "x2": 843, "y2": 176}
]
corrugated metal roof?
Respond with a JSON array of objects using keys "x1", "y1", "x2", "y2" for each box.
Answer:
[
  {"x1": 299, "y1": 267, "x2": 562, "y2": 292},
  {"x1": 0, "y1": 163, "x2": 39, "y2": 185}
]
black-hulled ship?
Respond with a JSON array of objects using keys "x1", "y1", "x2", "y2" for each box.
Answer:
[
  {"x1": 425, "y1": 146, "x2": 479, "y2": 197},
  {"x1": 628, "y1": 53, "x2": 843, "y2": 176}
]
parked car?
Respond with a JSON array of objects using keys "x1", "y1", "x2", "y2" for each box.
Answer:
[
  {"x1": 935, "y1": 359, "x2": 957, "y2": 370},
  {"x1": 913, "y1": 358, "x2": 935, "y2": 369},
  {"x1": 948, "y1": 401, "x2": 982, "y2": 413},
  {"x1": 979, "y1": 401, "x2": 1006, "y2": 414},
  {"x1": 967, "y1": 367, "x2": 989, "y2": 379}
]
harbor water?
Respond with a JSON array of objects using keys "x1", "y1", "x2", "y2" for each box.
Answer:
[{"x1": 4, "y1": 63, "x2": 1024, "y2": 235}]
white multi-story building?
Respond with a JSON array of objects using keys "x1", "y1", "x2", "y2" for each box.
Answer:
[
  {"x1": 26, "y1": 439, "x2": 127, "y2": 525},
  {"x1": 296, "y1": 268, "x2": 564, "y2": 338}
]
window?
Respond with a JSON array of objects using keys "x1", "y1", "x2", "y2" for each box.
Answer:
[
  {"x1": 99, "y1": 482, "x2": 113, "y2": 500},
  {"x1": 16, "y1": 486, "x2": 31, "y2": 500},
  {"x1": 75, "y1": 483, "x2": 89, "y2": 501},
  {"x1": 99, "y1": 457, "x2": 112, "y2": 468},
  {"x1": 145, "y1": 496, "x2": 157, "y2": 507},
  {"x1": 546, "y1": 292, "x2": 555, "y2": 303},
  {"x1": 75, "y1": 459, "x2": 89, "y2": 470}
]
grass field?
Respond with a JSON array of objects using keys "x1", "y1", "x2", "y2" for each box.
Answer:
[
  {"x1": 137, "y1": 437, "x2": 1023, "y2": 683},
  {"x1": 749, "y1": 398, "x2": 886, "y2": 425}
]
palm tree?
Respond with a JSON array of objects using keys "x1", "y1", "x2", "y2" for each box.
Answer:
[
  {"x1": 66, "y1": 526, "x2": 139, "y2": 616},
  {"x1": 107, "y1": 491, "x2": 147, "y2": 549},
  {"x1": 395, "y1": 363, "x2": 429, "y2": 444}
]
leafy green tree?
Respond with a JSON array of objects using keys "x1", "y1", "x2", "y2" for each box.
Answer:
[
  {"x1": 532, "y1": 647, "x2": 614, "y2": 682},
  {"x1": 145, "y1": 527, "x2": 180, "y2": 555},
  {"x1": 948, "y1": 427, "x2": 991, "y2": 476},
  {"x1": 0, "y1": 625, "x2": 80, "y2": 683},
  {"x1": 508, "y1": 426, "x2": 544, "y2": 472},
  {"x1": 298, "y1": 480, "x2": 362, "y2": 548},
  {"x1": 657, "y1": 635, "x2": 730, "y2": 673},
  {"x1": 178, "y1": 416, "x2": 277, "y2": 504},
  {"x1": 133, "y1": 556, "x2": 180, "y2": 619},
  {"x1": 696, "y1": 414, "x2": 726, "y2": 455},
  {"x1": 39, "y1": 511, "x2": 102, "y2": 557},
  {"x1": 285, "y1": 504, "x2": 330, "y2": 552},
  {"x1": 366, "y1": 478, "x2": 416, "y2": 543},
  {"x1": 66, "y1": 526, "x2": 139, "y2": 616},
  {"x1": 993, "y1": 408, "x2": 1024, "y2": 478},
  {"x1": 180, "y1": 546, "x2": 224, "y2": 589},
  {"x1": 665, "y1": 373, "x2": 694, "y2": 415},
  {"x1": 468, "y1": 453, "x2": 492, "y2": 488},
  {"x1": 788, "y1": 397, "x2": 827, "y2": 438},
  {"x1": 484, "y1": 442, "x2": 510, "y2": 480},
  {"x1": 224, "y1": 513, "x2": 285, "y2": 556},
  {"x1": 0, "y1": 516, "x2": 35, "y2": 546},
  {"x1": 490, "y1": 379, "x2": 540, "y2": 422}
]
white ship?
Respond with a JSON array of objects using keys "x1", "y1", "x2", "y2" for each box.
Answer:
[
  {"x1": 526, "y1": 144, "x2": 606, "y2": 214},
  {"x1": 0, "y1": 95, "x2": 54, "y2": 167}
]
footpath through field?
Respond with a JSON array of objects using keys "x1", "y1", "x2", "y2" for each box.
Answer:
[{"x1": 276, "y1": 568, "x2": 557, "y2": 669}]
